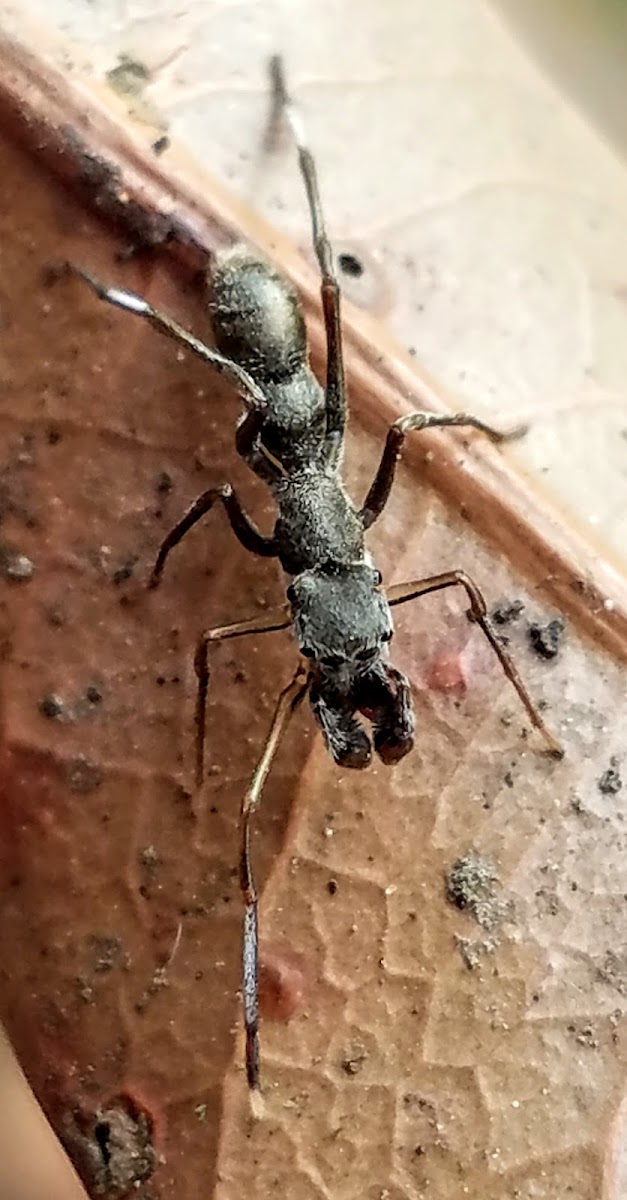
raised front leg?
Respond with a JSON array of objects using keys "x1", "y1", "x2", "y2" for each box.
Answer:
[
  {"x1": 360, "y1": 411, "x2": 525, "y2": 530},
  {"x1": 149, "y1": 483, "x2": 278, "y2": 589},
  {"x1": 269, "y1": 57, "x2": 346, "y2": 468},
  {"x1": 71, "y1": 266, "x2": 270, "y2": 415}
]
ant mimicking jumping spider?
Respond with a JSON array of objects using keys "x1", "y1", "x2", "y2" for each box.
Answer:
[{"x1": 72, "y1": 57, "x2": 562, "y2": 1090}]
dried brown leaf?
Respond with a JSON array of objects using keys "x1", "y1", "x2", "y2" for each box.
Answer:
[{"x1": 0, "y1": 16, "x2": 625, "y2": 1200}]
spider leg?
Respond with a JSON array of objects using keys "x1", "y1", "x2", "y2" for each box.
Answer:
[
  {"x1": 193, "y1": 608, "x2": 292, "y2": 788},
  {"x1": 149, "y1": 484, "x2": 278, "y2": 589},
  {"x1": 71, "y1": 265, "x2": 269, "y2": 413},
  {"x1": 239, "y1": 664, "x2": 310, "y2": 1088},
  {"x1": 360, "y1": 411, "x2": 526, "y2": 529},
  {"x1": 388, "y1": 571, "x2": 563, "y2": 758},
  {"x1": 269, "y1": 57, "x2": 346, "y2": 468}
]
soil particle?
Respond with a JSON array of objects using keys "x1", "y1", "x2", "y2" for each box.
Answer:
[
  {"x1": 491, "y1": 598, "x2": 524, "y2": 625},
  {"x1": 87, "y1": 935, "x2": 124, "y2": 974},
  {"x1": 568, "y1": 1023, "x2": 599, "y2": 1050},
  {"x1": 66, "y1": 756, "x2": 104, "y2": 794},
  {"x1": 139, "y1": 845, "x2": 160, "y2": 872},
  {"x1": 155, "y1": 470, "x2": 173, "y2": 495},
  {"x1": 63, "y1": 1097, "x2": 155, "y2": 1198},
  {"x1": 597, "y1": 950, "x2": 627, "y2": 995},
  {"x1": 0, "y1": 540, "x2": 35, "y2": 582},
  {"x1": 39, "y1": 686, "x2": 104, "y2": 723},
  {"x1": 446, "y1": 853, "x2": 510, "y2": 933},
  {"x1": 338, "y1": 251, "x2": 364, "y2": 279},
  {"x1": 446, "y1": 854, "x2": 498, "y2": 914},
  {"x1": 340, "y1": 1045, "x2": 368, "y2": 1076},
  {"x1": 456, "y1": 935, "x2": 498, "y2": 970},
  {"x1": 152, "y1": 135, "x2": 170, "y2": 157},
  {"x1": 38, "y1": 692, "x2": 67, "y2": 721},
  {"x1": 527, "y1": 616, "x2": 565, "y2": 660},
  {"x1": 112, "y1": 557, "x2": 138, "y2": 585},
  {"x1": 598, "y1": 757, "x2": 622, "y2": 796},
  {"x1": 135, "y1": 967, "x2": 170, "y2": 1013},
  {"x1": 106, "y1": 55, "x2": 151, "y2": 98}
]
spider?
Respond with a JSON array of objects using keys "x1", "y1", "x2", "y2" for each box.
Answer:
[{"x1": 73, "y1": 57, "x2": 562, "y2": 1090}]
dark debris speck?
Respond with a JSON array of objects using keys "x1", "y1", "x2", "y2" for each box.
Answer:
[
  {"x1": 340, "y1": 1046, "x2": 367, "y2": 1075},
  {"x1": 447, "y1": 854, "x2": 497, "y2": 912},
  {"x1": 338, "y1": 251, "x2": 364, "y2": 279},
  {"x1": 62, "y1": 1097, "x2": 155, "y2": 1199},
  {"x1": 492, "y1": 598, "x2": 524, "y2": 626},
  {"x1": 152, "y1": 135, "x2": 170, "y2": 157},
  {"x1": 445, "y1": 853, "x2": 510, "y2": 935},
  {"x1": 156, "y1": 471, "x2": 173, "y2": 495},
  {"x1": 113, "y1": 558, "x2": 138, "y2": 586},
  {"x1": 528, "y1": 617, "x2": 565, "y2": 660},
  {"x1": 38, "y1": 693, "x2": 66, "y2": 720},
  {"x1": 598, "y1": 757, "x2": 622, "y2": 796}
]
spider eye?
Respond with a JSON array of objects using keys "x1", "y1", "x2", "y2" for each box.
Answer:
[
  {"x1": 286, "y1": 584, "x2": 297, "y2": 604},
  {"x1": 301, "y1": 645, "x2": 315, "y2": 659},
  {"x1": 374, "y1": 569, "x2": 383, "y2": 587},
  {"x1": 382, "y1": 629, "x2": 393, "y2": 642}
]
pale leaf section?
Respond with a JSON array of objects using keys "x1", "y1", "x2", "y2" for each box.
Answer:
[{"x1": 6, "y1": 0, "x2": 627, "y2": 562}]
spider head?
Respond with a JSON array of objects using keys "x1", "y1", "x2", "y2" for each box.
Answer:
[{"x1": 287, "y1": 563, "x2": 393, "y2": 690}]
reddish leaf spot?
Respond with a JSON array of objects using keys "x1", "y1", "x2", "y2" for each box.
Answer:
[
  {"x1": 426, "y1": 651, "x2": 467, "y2": 696},
  {"x1": 259, "y1": 948, "x2": 308, "y2": 1022}
]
